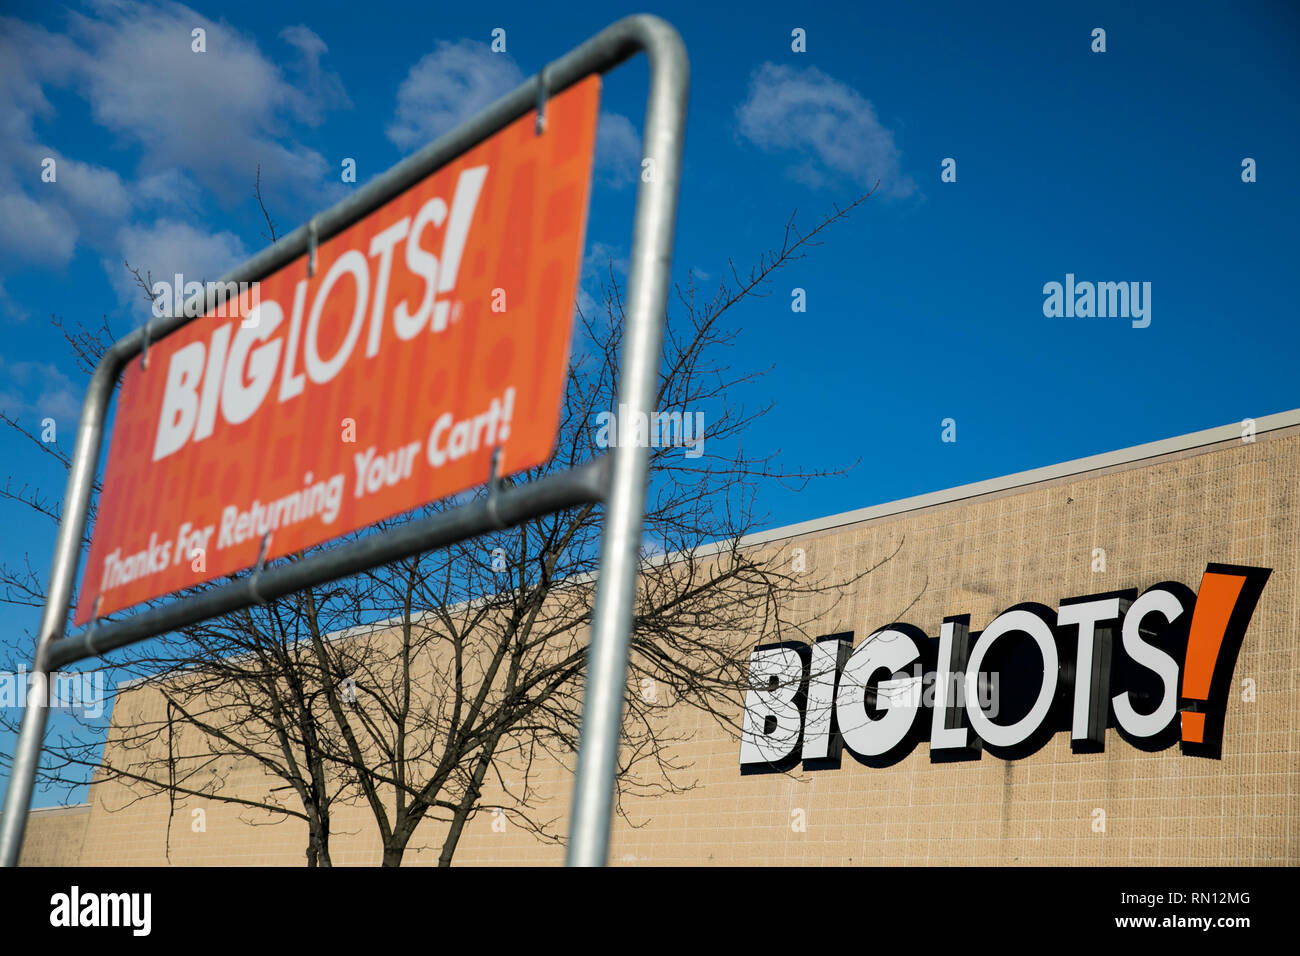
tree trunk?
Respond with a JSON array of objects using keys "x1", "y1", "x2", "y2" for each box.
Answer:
[
  {"x1": 438, "y1": 734, "x2": 502, "y2": 866},
  {"x1": 305, "y1": 805, "x2": 332, "y2": 867},
  {"x1": 437, "y1": 806, "x2": 473, "y2": 867},
  {"x1": 314, "y1": 826, "x2": 332, "y2": 867}
]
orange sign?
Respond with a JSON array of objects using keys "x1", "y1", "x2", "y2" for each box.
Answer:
[{"x1": 76, "y1": 77, "x2": 601, "y2": 624}]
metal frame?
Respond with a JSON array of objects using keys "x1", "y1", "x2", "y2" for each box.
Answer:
[{"x1": 0, "y1": 14, "x2": 687, "y2": 868}]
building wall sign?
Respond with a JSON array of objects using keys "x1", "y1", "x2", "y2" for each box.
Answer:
[{"x1": 740, "y1": 564, "x2": 1270, "y2": 770}]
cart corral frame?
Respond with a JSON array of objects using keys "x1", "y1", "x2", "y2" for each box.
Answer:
[{"x1": 0, "y1": 13, "x2": 687, "y2": 868}]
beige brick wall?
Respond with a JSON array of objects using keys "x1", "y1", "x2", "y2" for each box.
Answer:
[
  {"x1": 4, "y1": 804, "x2": 91, "y2": 866},
  {"x1": 75, "y1": 427, "x2": 1300, "y2": 865}
]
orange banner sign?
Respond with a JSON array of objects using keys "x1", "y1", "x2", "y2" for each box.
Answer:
[{"x1": 76, "y1": 76, "x2": 601, "y2": 624}]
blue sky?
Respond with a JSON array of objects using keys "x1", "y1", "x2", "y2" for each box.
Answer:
[{"x1": 0, "y1": 0, "x2": 1297, "y2": 804}]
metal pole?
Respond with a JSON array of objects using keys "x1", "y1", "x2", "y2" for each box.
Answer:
[
  {"x1": 566, "y1": 18, "x2": 688, "y2": 866},
  {"x1": 0, "y1": 361, "x2": 118, "y2": 866}
]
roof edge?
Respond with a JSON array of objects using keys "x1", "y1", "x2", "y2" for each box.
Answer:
[{"x1": 721, "y1": 408, "x2": 1300, "y2": 550}]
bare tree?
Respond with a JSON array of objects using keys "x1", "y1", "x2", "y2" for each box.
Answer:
[{"x1": 226, "y1": 190, "x2": 885, "y2": 866}]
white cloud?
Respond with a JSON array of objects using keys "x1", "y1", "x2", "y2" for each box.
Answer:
[
  {"x1": 0, "y1": 280, "x2": 32, "y2": 323},
  {"x1": 0, "y1": 356, "x2": 82, "y2": 428},
  {"x1": 576, "y1": 241, "x2": 629, "y2": 317},
  {"x1": 31, "y1": 148, "x2": 131, "y2": 221},
  {"x1": 736, "y1": 63, "x2": 916, "y2": 198},
  {"x1": 0, "y1": 19, "x2": 89, "y2": 268},
  {"x1": 0, "y1": 18, "x2": 79, "y2": 146},
  {"x1": 594, "y1": 112, "x2": 641, "y2": 188},
  {"x1": 132, "y1": 168, "x2": 203, "y2": 212},
  {"x1": 0, "y1": 147, "x2": 130, "y2": 273},
  {"x1": 0, "y1": 3, "x2": 348, "y2": 301},
  {"x1": 59, "y1": 2, "x2": 343, "y2": 206},
  {"x1": 279, "y1": 23, "x2": 352, "y2": 125},
  {"x1": 388, "y1": 46, "x2": 641, "y2": 189},
  {"x1": 105, "y1": 219, "x2": 248, "y2": 315},
  {"x1": 0, "y1": 192, "x2": 78, "y2": 267},
  {"x1": 584, "y1": 241, "x2": 629, "y2": 277},
  {"x1": 387, "y1": 40, "x2": 524, "y2": 151}
]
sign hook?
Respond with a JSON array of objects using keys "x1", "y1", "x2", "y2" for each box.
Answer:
[{"x1": 535, "y1": 65, "x2": 551, "y2": 135}]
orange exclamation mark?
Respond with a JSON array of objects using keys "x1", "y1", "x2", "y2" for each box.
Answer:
[
  {"x1": 1180, "y1": 564, "x2": 1270, "y2": 756},
  {"x1": 1181, "y1": 572, "x2": 1244, "y2": 743}
]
